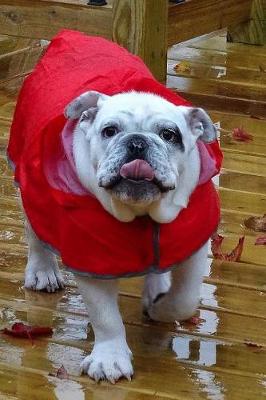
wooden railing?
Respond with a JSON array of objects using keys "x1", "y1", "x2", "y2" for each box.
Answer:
[{"x1": 0, "y1": 0, "x2": 263, "y2": 81}]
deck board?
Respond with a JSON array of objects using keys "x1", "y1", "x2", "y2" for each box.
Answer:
[{"x1": 0, "y1": 31, "x2": 266, "y2": 400}]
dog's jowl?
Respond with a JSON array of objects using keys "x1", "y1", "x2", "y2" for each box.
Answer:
[{"x1": 7, "y1": 30, "x2": 222, "y2": 383}]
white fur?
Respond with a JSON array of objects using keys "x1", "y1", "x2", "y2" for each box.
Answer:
[
  {"x1": 72, "y1": 92, "x2": 203, "y2": 223},
  {"x1": 23, "y1": 91, "x2": 215, "y2": 383}
]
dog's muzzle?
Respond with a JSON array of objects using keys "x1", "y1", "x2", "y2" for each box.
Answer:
[{"x1": 98, "y1": 134, "x2": 175, "y2": 194}]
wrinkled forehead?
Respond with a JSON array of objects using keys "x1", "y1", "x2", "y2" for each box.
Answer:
[{"x1": 96, "y1": 92, "x2": 188, "y2": 129}]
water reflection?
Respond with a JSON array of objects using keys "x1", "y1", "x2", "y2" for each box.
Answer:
[
  {"x1": 172, "y1": 335, "x2": 226, "y2": 399},
  {"x1": 192, "y1": 369, "x2": 225, "y2": 400}
]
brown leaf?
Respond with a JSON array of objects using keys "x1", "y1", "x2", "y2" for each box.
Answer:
[
  {"x1": 49, "y1": 365, "x2": 69, "y2": 380},
  {"x1": 211, "y1": 234, "x2": 245, "y2": 262},
  {"x1": 255, "y1": 236, "x2": 266, "y2": 246},
  {"x1": 231, "y1": 127, "x2": 253, "y2": 142},
  {"x1": 174, "y1": 61, "x2": 191, "y2": 74},
  {"x1": 250, "y1": 115, "x2": 265, "y2": 120},
  {"x1": 244, "y1": 341, "x2": 263, "y2": 348},
  {"x1": 244, "y1": 215, "x2": 266, "y2": 232}
]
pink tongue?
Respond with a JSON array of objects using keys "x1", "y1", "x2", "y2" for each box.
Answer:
[{"x1": 120, "y1": 159, "x2": 154, "y2": 181}]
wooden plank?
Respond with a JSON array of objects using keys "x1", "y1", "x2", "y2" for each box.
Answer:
[
  {"x1": 0, "y1": 365, "x2": 170, "y2": 400},
  {"x1": 0, "y1": 35, "x2": 40, "y2": 56},
  {"x1": 188, "y1": 31, "x2": 266, "y2": 55},
  {"x1": 168, "y1": 58, "x2": 266, "y2": 87},
  {"x1": 0, "y1": 46, "x2": 45, "y2": 84},
  {"x1": 112, "y1": 0, "x2": 168, "y2": 82},
  {"x1": 220, "y1": 187, "x2": 266, "y2": 215},
  {"x1": 222, "y1": 151, "x2": 266, "y2": 176},
  {"x1": 0, "y1": 252, "x2": 266, "y2": 321},
  {"x1": 1, "y1": 281, "x2": 266, "y2": 346},
  {"x1": 169, "y1": 88, "x2": 266, "y2": 118},
  {"x1": 0, "y1": 351, "x2": 265, "y2": 400},
  {"x1": 208, "y1": 258, "x2": 266, "y2": 291},
  {"x1": 228, "y1": 0, "x2": 266, "y2": 45},
  {"x1": 0, "y1": 344, "x2": 265, "y2": 400},
  {"x1": 167, "y1": 75, "x2": 266, "y2": 103},
  {"x1": 220, "y1": 169, "x2": 266, "y2": 194},
  {"x1": 168, "y1": 0, "x2": 252, "y2": 46},
  {"x1": 0, "y1": 0, "x2": 113, "y2": 40},
  {"x1": 168, "y1": 45, "x2": 266, "y2": 71},
  {"x1": 0, "y1": 98, "x2": 15, "y2": 121}
]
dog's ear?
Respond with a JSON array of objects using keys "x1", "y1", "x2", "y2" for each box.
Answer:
[
  {"x1": 183, "y1": 107, "x2": 217, "y2": 143},
  {"x1": 64, "y1": 90, "x2": 109, "y2": 120}
]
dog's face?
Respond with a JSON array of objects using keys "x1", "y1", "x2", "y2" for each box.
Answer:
[{"x1": 66, "y1": 91, "x2": 216, "y2": 221}]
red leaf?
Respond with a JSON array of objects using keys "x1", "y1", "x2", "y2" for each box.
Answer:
[
  {"x1": 185, "y1": 316, "x2": 205, "y2": 325},
  {"x1": 231, "y1": 127, "x2": 253, "y2": 142},
  {"x1": 1, "y1": 322, "x2": 53, "y2": 342},
  {"x1": 255, "y1": 236, "x2": 266, "y2": 246},
  {"x1": 49, "y1": 365, "x2": 69, "y2": 380},
  {"x1": 211, "y1": 234, "x2": 245, "y2": 262}
]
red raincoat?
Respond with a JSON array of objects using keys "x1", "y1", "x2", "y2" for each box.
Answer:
[{"x1": 7, "y1": 30, "x2": 222, "y2": 278}]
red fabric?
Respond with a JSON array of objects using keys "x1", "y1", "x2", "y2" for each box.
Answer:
[{"x1": 7, "y1": 30, "x2": 222, "y2": 277}]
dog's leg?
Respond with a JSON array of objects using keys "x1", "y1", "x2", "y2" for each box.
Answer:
[
  {"x1": 24, "y1": 220, "x2": 65, "y2": 292},
  {"x1": 142, "y1": 271, "x2": 171, "y2": 312},
  {"x1": 75, "y1": 275, "x2": 133, "y2": 383},
  {"x1": 147, "y1": 242, "x2": 208, "y2": 322}
]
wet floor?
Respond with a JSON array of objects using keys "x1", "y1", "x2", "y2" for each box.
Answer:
[{"x1": 0, "y1": 30, "x2": 266, "y2": 399}]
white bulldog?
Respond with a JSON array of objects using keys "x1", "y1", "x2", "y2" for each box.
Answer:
[{"x1": 24, "y1": 90, "x2": 217, "y2": 383}]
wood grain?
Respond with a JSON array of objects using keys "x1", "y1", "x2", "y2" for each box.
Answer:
[
  {"x1": 228, "y1": 0, "x2": 266, "y2": 45},
  {"x1": 112, "y1": 0, "x2": 168, "y2": 82},
  {"x1": 168, "y1": 0, "x2": 253, "y2": 46},
  {"x1": 0, "y1": 0, "x2": 113, "y2": 40},
  {"x1": 0, "y1": 29, "x2": 266, "y2": 400}
]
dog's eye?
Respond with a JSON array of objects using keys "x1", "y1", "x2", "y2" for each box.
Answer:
[
  {"x1": 159, "y1": 128, "x2": 177, "y2": 142},
  {"x1": 102, "y1": 126, "x2": 119, "y2": 138}
]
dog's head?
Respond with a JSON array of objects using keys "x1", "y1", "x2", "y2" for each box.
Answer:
[{"x1": 65, "y1": 91, "x2": 216, "y2": 221}]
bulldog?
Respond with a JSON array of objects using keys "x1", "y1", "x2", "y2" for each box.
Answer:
[{"x1": 7, "y1": 30, "x2": 221, "y2": 383}]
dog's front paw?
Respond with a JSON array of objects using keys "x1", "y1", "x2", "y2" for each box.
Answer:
[
  {"x1": 25, "y1": 262, "x2": 65, "y2": 292},
  {"x1": 81, "y1": 341, "x2": 133, "y2": 383}
]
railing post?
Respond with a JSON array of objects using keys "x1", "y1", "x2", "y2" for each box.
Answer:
[
  {"x1": 227, "y1": 0, "x2": 265, "y2": 45},
  {"x1": 112, "y1": 0, "x2": 168, "y2": 82}
]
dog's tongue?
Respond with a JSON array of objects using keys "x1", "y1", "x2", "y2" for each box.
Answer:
[{"x1": 120, "y1": 159, "x2": 154, "y2": 181}]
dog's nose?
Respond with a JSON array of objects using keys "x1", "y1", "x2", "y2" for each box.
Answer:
[{"x1": 127, "y1": 135, "x2": 148, "y2": 157}]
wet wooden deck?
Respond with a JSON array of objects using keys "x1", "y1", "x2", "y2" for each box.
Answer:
[{"x1": 0, "y1": 31, "x2": 266, "y2": 399}]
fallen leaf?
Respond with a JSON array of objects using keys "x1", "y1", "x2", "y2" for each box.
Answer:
[
  {"x1": 231, "y1": 127, "x2": 253, "y2": 142},
  {"x1": 1, "y1": 322, "x2": 53, "y2": 342},
  {"x1": 244, "y1": 214, "x2": 266, "y2": 232},
  {"x1": 49, "y1": 365, "x2": 69, "y2": 380},
  {"x1": 250, "y1": 115, "x2": 265, "y2": 120},
  {"x1": 255, "y1": 236, "x2": 266, "y2": 246},
  {"x1": 244, "y1": 341, "x2": 263, "y2": 348},
  {"x1": 211, "y1": 234, "x2": 245, "y2": 262},
  {"x1": 184, "y1": 316, "x2": 205, "y2": 325},
  {"x1": 174, "y1": 61, "x2": 191, "y2": 74}
]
